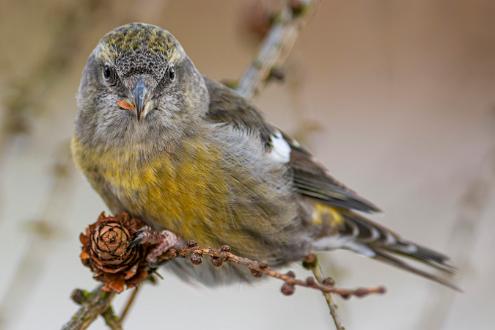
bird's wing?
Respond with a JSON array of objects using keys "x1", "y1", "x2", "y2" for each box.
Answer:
[
  {"x1": 204, "y1": 77, "x2": 380, "y2": 213},
  {"x1": 205, "y1": 78, "x2": 458, "y2": 289}
]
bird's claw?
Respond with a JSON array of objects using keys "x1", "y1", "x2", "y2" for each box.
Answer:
[
  {"x1": 130, "y1": 226, "x2": 180, "y2": 265},
  {"x1": 129, "y1": 226, "x2": 153, "y2": 250}
]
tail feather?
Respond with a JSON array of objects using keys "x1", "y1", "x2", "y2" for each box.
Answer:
[
  {"x1": 385, "y1": 242, "x2": 456, "y2": 274},
  {"x1": 371, "y1": 249, "x2": 460, "y2": 291},
  {"x1": 312, "y1": 208, "x2": 458, "y2": 290}
]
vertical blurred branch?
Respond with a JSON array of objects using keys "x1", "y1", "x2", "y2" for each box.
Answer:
[
  {"x1": 417, "y1": 147, "x2": 495, "y2": 329},
  {"x1": 0, "y1": 1, "x2": 110, "y2": 327},
  {"x1": 118, "y1": 285, "x2": 142, "y2": 323},
  {"x1": 1, "y1": 0, "x2": 101, "y2": 133},
  {"x1": 0, "y1": 0, "x2": 107, "y2": 220},
  {"x1": 0, "y1": 143, "x2": 75, "y2": 328},
  {"x1": 304, "y1": 255, "x2": 345, "y2": 330},
  {"x1": 237, "y1": 0, "x2": 316, "y2": 99}
]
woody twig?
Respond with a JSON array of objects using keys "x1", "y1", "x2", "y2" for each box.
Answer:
[{"x1": 63, "y1": 213, "x2": 385, "y2": 330}]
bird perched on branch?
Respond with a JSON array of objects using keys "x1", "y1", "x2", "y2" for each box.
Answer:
[{"x1": 72, "y1": 23, "x2": 456, "y2": 288}]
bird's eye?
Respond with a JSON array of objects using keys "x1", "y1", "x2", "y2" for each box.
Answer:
[
  {"x1": 102, "y1": 65, "x2": 117, "y2": 84},
  {"x1": 168, "y1": 67, "x2": 175, "y2": 81},
  {"x1": 103, "y1": 65, "x2": 111, "y2": 79}
]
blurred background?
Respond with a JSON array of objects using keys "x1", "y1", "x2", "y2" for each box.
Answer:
[{"x1": 0, "y1": 0, "x2": 494, "y2": 329}]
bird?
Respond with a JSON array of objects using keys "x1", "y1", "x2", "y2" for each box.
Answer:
[{"x1": 72, "y1": 23, "x2": 456, "y2": 288}]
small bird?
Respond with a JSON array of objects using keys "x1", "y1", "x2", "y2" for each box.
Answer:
[{"x1": 72, "y1": 23, "x2": 455, "y2": 287}]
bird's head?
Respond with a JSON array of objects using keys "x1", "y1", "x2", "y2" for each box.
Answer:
[{"x1": 76, "y1": 23, "x2": 209, "y2": 148}]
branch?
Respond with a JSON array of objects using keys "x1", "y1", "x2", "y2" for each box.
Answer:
[
  {"x1": 304, "y1": 255, "x2": 345, "y2": 330},
  {"x1": 65, "y1": 211, "x2": 384, "y2": 329},
  {"x1": 62, "y1": 287, "x2": 120, "y2": 330},
  {"x1": 417, "y1": 148, "x2": 495, "y2": 329},
  {"x1": 119, "y1": 285, "x2": 141, "y2": 323},
  {"x1": 157, "y1": 241, "x2": 384, "y2": 299},
  {"x1": 237, "y1": 0, "x2": 315, "y2": 98}
]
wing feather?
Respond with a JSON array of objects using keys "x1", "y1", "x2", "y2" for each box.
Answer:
[{"x1": 204, "y1": 77, "x2": 379, "y2": 213}]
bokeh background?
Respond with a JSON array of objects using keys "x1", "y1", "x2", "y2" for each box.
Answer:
[{"x1": 1, "y1": 0, "x2": 494, "y2": 329}]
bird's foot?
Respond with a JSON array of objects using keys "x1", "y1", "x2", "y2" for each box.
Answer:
[{"x1": 131, "y1": 226, "x2": 180, "y2": 265}]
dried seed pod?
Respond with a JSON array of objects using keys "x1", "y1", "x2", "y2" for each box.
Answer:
[
  {"x1": 240, "y1": 0, "x2": 274, "y2": 42},
  {"x1": 79, "y1": 213, "x2": 149, "y2": 293},
  {"x1": 190, "y1": 253, "x2": 202, "y2": 265},
  {"x1": 289, "y1": 0, "x2": 308, "y2": 17},
  {"x1": 267, "y1": 67, "x2": 285, "y2": 82},
  {"x1": 70, "y1": 289, "x2": 88, "y2": 305},
  {"x1": 249, "y1": 267, "x2": 263, "y2": 278},
  {"x1": 286, "y1": 270, "x2": 296, "y2": 278},
  {"x1": 302, "y1": 254, "x2": 317, "y2": 269},
  {"x1": 220, "y1": 245, "x2": 231, "y2": 252},
  {"x1": 322, "y1": 277, "x2": 335, "y2": 286},
  {"x1": 211, "y1": 256, "x2": 224, "y2": 267},
  {"x1": 258, "y1": 262, "x2": 268, "y2": 269},
  {"x1": 281, "y1": 283, "x2": 295, "y2": 296},
  {"x1": 305, "y1": 277, "x2": 316, "y2": 286}
]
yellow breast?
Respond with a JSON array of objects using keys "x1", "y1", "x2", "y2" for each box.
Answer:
[{"x1": 71, "y1": 137, "x2": 230, "y2": 244}]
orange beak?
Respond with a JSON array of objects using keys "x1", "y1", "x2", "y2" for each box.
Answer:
[{"x1": 116, "y1": 99, "x2": 136, "y2": 111}]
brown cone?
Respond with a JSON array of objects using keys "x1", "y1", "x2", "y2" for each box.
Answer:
[{"x1": 80, "y1": 212, "x2": 149, "y2": 293}]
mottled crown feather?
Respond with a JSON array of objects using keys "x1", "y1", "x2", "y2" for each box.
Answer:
[{"x1": 97, "y1": 23, "x2": 182, "y2": 79}]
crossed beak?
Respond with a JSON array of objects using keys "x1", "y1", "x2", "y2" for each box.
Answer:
[
  {"x1": 117, "y1": 78, "x2": 152, "y2": 121},
  {"x1": 132, "y1": 79, "x2": 147, "y2": 120}
]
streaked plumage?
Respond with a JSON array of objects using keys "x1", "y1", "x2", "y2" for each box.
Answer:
[{"x1": 72, "y1": 23, "x2": 456, "y2": 288}]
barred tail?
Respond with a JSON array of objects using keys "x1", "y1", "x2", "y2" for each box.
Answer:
[{"x1": 311, "y1": 209, "x2": 459, "y2": 290}]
